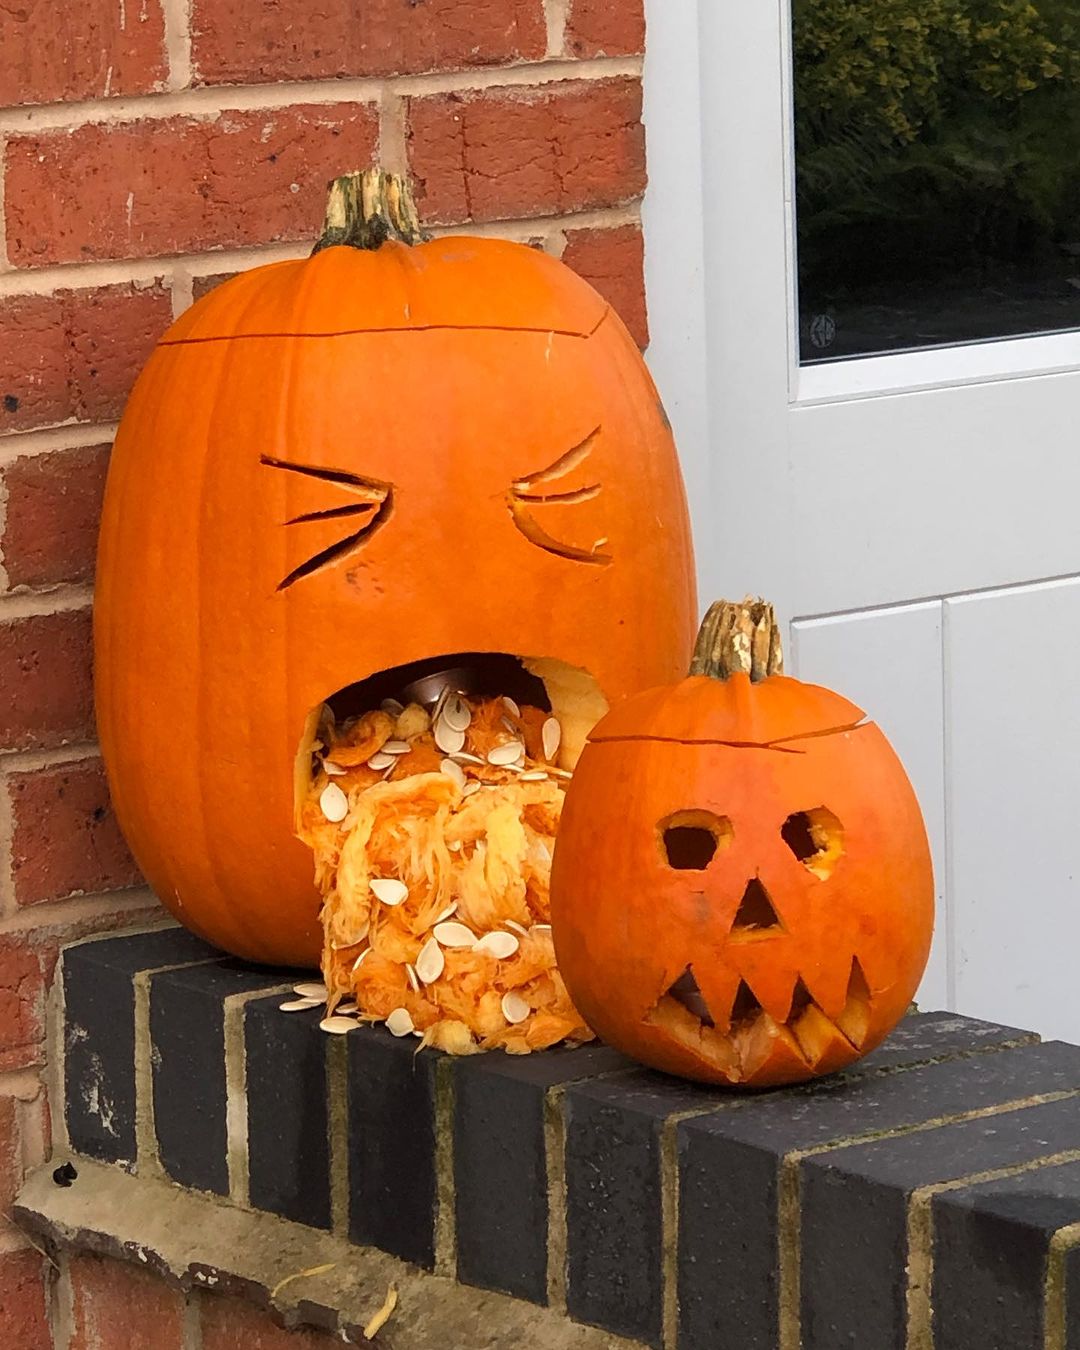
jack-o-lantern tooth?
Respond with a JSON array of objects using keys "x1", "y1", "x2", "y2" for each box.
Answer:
[
  {"x1": 836, "y1": 956, "x2": 873, "y2": 1049},
  {"x1": 790, "y1": 1000, "x2": 860, "y2": 1073}
]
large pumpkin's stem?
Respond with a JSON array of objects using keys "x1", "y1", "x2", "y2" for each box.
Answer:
[
  {"x1": 312, "y1": 168, "x2": 429, "y2": 254},
  {"x1": 690, "y1": 598, "x2": 784, "y2": 682}
]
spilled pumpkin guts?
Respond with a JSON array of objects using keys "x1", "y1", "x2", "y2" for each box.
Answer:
[{"x1": 297, "y1": 689, "x2": 592, "y2": 1052}]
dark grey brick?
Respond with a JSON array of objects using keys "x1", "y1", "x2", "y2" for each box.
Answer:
[
  {"x1": 564, "y1": 1072, "x2": 722, "y2": 1347},
  {"x1": 678, "y1": 1040, "x2": 1080, "y2": 1350},
  {"x1": 852, "y1": 1010, "x2": 1035, "y2": 1074},
  {"x1": 934, "y1": 1158, "x2": 1080, "y2": 1350},
  {"x1": 346, "y1": 1025, "x2": 442, "y2": 1269},
  {"x1": 801, "y1": 1095, "x2": 1080, "y2": 1350},
  {"x1": 63, "y1": 927, "x2": 218, "y2": 1164},
  {"x1": 244, "y1": 994, "x2": 332, "y2": 1230},
  {"x1": 453, "y1": 1043, "x2": 632, "y2": 1304},
  {"x1": 150, "y1": 960, "x2": 293, "y2": 1194}
]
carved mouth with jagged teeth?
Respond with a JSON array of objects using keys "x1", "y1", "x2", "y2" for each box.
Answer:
[{"x1": 643, "y1": 885, "x2": 873, "y2": 1084}]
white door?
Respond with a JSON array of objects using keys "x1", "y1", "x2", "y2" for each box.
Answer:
[{"x1": 643, "y1": 0, "x2": 1080, "y2": 1039}]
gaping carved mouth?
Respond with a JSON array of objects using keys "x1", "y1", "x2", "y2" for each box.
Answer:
[{"x1": 644, "y1": 952, "x2": 872, "y2": 1084}]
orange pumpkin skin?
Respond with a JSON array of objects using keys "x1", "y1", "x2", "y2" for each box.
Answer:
[
  {"x1": 550, "y1": 673, "x2": 934, "y2": 1087},
  {"x1": 94, "y1": 237, "x2": 696, "y2": 966}
]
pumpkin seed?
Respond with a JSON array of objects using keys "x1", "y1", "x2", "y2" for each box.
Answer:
[
  {"x1": 501, "y1": 716, "x2": 518, "y2": 734},
  {"x1": 501, "y1": 992, "x2": 530, "y2": 1025},
  {"x1": 441, "y1": 758, "x2": 467, "y2": 790},
  {"x1": 435, "y1": 902, "x2": 459, "y2": 922},
  {"x1": 371, "y1": 878, "x2": 408, "y2": 906},
  {"x1": 381, "y1": 698, "x2": 405, "y2": 717},
  {"x1": 475, "y1": 930, "x2": 519, "y2": 959},
  {"x1": 406, "y1": 963, "x2": 420, "y2": 992},
  {"x1": 280, "y1": 997, "x2": 323, "y2": 1012},
  {"x1": 431, "y1": 684, "x2": 452, "y2": 720},
  {"x1": 320, "y1": 1016, "x2": 358, "y2": 1035},
  {"x1": 294, "y1": 981, "x2": 329, "y2": 999},
  {"x1": 487, "y1": 740, "x2": 525, "y2": 766},
  {"x1": 434, "y1": 721, "x2": 466, "y2": 755},
  {"x1": 352, "y1": 950, "x2": 370, "y2": 972},
  {"x1": 433, "y1": 921, "x2": 477, "y2": 948},
  {"x1": 451, "y1": 751, "x2": 484, "y2": 765},
  {"x1": 323, "y1": 761, "x2": 347, "y2": 777},
  {"x1": 415, "y1": 938, "x2": 445, "y2": 984},
  {"x1": 381, "y1": 740, "x2": 412, "y2": 755},
  {"x1": 443, "y1": 695, "x2": 472, "y2": 733},
  {"x1": 505, "y1": 920, "x2": 529, "y2": 937},
  {"x1": 533, "y1": 923, "x2": 552, "y2": 933},
  {"x1": 386, "y1": 1007, "x2": 415, "y2": 1037},
  {"x1": 320, "y1": 782, "x2": 349, "y2": 823},
  {"x1": 519, "y1": 771, "x2": 548, "y2": 782},
  {"x1": 502, "y1": 696, "x2": 521, "y2": 717},
  {"x1": 542, "y1": 717, "x2": 562, "y2": 761},
  {"x1": 462, "y1": 782, "x2": 482, "y2": 798},
  {"x1": 367, "y1": 752, "x2": 395, "y2": 771}
]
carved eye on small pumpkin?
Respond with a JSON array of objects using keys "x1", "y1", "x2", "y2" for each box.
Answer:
[
  {"x1": 781, "y1": 806, "x2": 844, "y2": 879},
  {"x1": 508, "y1": 427, "x2": 612, "y2": 566},
  {"x1": 658, "y1": 809, "x2": 734, "y2": 870},
  {"x1": 261, "y1": 456, "x2": 393, "y2": 590}
]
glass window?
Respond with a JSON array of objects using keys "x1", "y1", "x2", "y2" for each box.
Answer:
[{"x1": 793, "y1": 0, "x2": 1080, "y2": 362}]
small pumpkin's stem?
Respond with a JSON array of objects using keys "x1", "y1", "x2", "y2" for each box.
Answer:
[
  {"x1": 690, "y1": 598, "x2": 784, "y2": 682},
  {"x1": 312, "y1": 168, "x2": 429, "y2": 254}
]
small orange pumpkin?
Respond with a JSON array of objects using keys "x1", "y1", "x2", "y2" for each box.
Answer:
[
  {"x1": 550, "y1": 599, "x2": 934, "y2": 1087},
  {"x1": 94, "y1": 170, "x2": 697, "y2": 967}
]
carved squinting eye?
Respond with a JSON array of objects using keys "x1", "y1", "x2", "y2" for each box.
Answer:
[
  {"x1": 261, "y1": 456, "x2": 393, "y2": 590},
  {"x1": 507, "y1": 427, "x2": 612, "y2": 565}
]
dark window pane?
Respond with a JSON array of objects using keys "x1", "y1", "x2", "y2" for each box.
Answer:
[{"x1": 793, "y1": 0, "x2": 1080, "y2": 362}]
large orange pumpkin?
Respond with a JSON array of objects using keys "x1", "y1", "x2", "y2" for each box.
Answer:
[
  {"x1": 550, "y1": 599, "x2": 934, "y2": 1087},
  {"x1": 95, "y1": 170, "x2": 697, "y2": 967}
]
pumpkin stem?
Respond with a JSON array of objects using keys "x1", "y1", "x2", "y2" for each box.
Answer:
[
  {"x1": 690, "y1": 598, "x2": 784, "y2": 682},
  {"x1": 312, "y1": 168, "x2": 429, "y2": 254}
]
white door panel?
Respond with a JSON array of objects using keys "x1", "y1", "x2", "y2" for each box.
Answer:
[
  {"x1": 788, "y1": 381, "x2": 1080, "y2": 616},
  {"x1": 946, "y1": 579, "x2": 1080, "y2": 1040},
  {"x1": 791, "y1": 604, "x2": 949, "y2": 1011}
]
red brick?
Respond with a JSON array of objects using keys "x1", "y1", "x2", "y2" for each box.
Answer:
[
  {"x1": 565, "y1": 0, "x2": 645, "y2": 57},
  {"x1": 69, "y1": 1254, "x2": 184, "y2": 1350},
  {"x1": 201, "y1": 1293, "x2": 341, "y2": 1349},
  {"x1": 0, "y1": 1249, "x2": 50, "y2": 1350},
  {"x1": 5, "y1": 105, "x2": 379, "y2": 267},
  {"x1": 0, "y1": 938, "x2": 47, "y2": 1073},
  {"x1": 562, "y1": 223, "x2": 648, "y2": 347},
  {"x1": 191, "y1": 271, "x2": 240, "y2": 302},
  {"x1": 0, "y1": 285, "x2": 171, "y2": 435},
  {"x1": 9, "y1": 758, "x2": 142, "y2": 908},
  {"x1": 0, "y1": 1088, "x2": 46, "y2": 1216},
  {"x1": 0, "y1": 1095, "x2": 18, "y2": 1216},
  {"x1": 0, "y1": 610, "x2": 94, "y2": 753},
  {"x1": 2, "y1": 445, "x2": 110, "y2": 590},
  {"x1": 192, "y1": 0, "x2": 545, "y2": 84},
  {"x1": 407, "y1": 77, "x2": 645, "y2": 224},
  {"x1": 0, "y1": 0, "x2": 167, "y2": 107}
]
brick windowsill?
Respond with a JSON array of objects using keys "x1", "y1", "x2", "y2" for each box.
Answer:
[{"x1": 22, "y1": 924, "x2": 1080, "y2": 1349}]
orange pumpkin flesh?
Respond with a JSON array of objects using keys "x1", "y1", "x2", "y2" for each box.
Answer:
[
  {"x1": 550, "y1": 601, "x2": 934, "y2": 1087},
  {"x1": 94, "y1": 172, "x2": 697, "y2": 968}
]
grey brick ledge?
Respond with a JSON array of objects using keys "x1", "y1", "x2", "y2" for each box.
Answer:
[{"x1": 42, "y1": 924, "x2": 1080, "y2": 1350}]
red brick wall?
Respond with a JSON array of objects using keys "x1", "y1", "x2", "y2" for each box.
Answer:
[{"x1": 0, "y1": 0, "x2": 648, "y2": 1341}]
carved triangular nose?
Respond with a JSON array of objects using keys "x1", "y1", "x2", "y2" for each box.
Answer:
[{"x1": 732, "y1": 878, "x2": 783, "y2": 932}]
